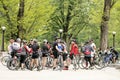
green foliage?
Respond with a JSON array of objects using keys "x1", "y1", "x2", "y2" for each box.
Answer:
[{"x1": 0, "y1": 0, "x2": 120, "y2": 50}]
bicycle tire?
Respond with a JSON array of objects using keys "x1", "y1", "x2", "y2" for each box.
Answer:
[
  {"x1": 81, "y1": 59, "x2": 90, "y2": 69},
  {"x1": 7, "y1": 58, "x2": 20, "y2": 70},
  {"x1": 94, "y1": 57, "x2": 105, "y2": 70},
  {"x1": 1, "y1": 56, "x2": 11, "y2": 66}
]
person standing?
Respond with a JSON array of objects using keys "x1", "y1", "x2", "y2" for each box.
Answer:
[
  {"x1": 20, "y1": 40, "x2": 32, "y2": 70},
  {"x1": 41, "y1": 39, "x2": 49, "y2": 69},
  {"x1": 70, "y1": 40, "x2": 79, "y2": 60},
  {"x1": 89, "y1": 40, "x2": 96, "y2": 65},
  {"x1": 52, "y1": 38, "x2": 63, "y2": 70},
  {"x1": 83, "y1": 41, "x2": 94, "y2": 68},
  {"x1": 30, "y1": 39, "x2": 40, "y2": 71}
]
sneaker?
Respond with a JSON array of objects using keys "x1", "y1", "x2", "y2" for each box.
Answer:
[
  {"x1": 63, "y1": 67, "x2": 68, "y2": 70},
  {"x1": 37, "y1": 66, "x2": 40, "y2": 71},
  {"x1": 63, "y1": 66, "x2": 68, "y2": 70},
  {"x1": 30, "y1": 67, "x2": 33, "y2": 71},
  {"x1": 53, "y1": 67, "x2": 57, "y2": 71},
  {"x1": 21, "y1": 68, "x2": 25, "y2": 70}
]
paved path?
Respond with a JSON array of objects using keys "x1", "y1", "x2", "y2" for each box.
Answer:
[{"x1": 0, "y1": 53, "x2": 120, "y2": 80}]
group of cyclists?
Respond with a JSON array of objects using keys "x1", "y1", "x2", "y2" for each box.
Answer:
[{"x1": 6, "y1": 37, "x2": 119, "y2": 71}]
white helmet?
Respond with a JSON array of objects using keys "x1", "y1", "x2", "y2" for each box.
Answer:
[
  {"x1": 16, "y1": 38, "x2": 21, "y2": 42},
  {"x1": 43, "y1": 39, "x2": 47, "y2": 43}
]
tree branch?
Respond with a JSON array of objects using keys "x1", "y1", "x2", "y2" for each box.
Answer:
[{"x1": 110, "y1": 0, "x2": 117, "y2": 9}]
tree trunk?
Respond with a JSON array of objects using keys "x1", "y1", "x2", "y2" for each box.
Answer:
[
  {"x1": 17, "y1": 0, "x2": 24, "y2": 38},
  {"x1": 100, "y1": 0, "x2": 113, "y2": 51}
]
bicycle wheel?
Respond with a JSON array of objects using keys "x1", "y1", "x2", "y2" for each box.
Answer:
[
  {"x1": 72, "y1": 56, "x2": 79, "y2": 70},
  {"x1": 57, "y1": 55, "x2": 64, "y2": 71},
  {"x1": 25, "y1": 57, "x2": 31, "y2": 70},
  {"x1": 46, "y1": 56, "x2": 53, "y2": 69},
  {"x1": 1, "y1": 56, "x2": 11, "y2": 66},
  {"x1": 94, "y1": 57, "x2": 105, "y2": 70},
  {"x1": 78, "y1": 57, "x2": 85, "y2": 69},
  {"x1": 81, "y1": 59, "x2": 90, "y2": 69},
  {"x1": 7, "y1": 58, "x2": 20, "y2": 70}
]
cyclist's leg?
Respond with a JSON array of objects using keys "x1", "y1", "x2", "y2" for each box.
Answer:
[
  {"x1": 91, "y1": 52, "x2": 94, "y2": 65},
  {"x1": 53, "y1": 51, "x2": 58, "y2": 69},
  {"x1": 63, "y1": 53, "x2": 68, "y2": 70},
  {"x1": 20, "y1": 55, "x2": 26, "y2": 69},
  {"x1": 69, "y1": 54, "x2": 74, "y2": 64},
  {"x1": 41, "y1": 54, "x2": 47, "y2": 69},
  {"x1": 88, "y1": 56, "x2": 93, "y2": 67}
]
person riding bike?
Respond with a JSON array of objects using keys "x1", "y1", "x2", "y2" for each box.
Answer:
[{"x1": 83, "y1": 41, "x2": 94, "y2": 68}]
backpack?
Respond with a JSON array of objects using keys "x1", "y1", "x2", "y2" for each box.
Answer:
[
  {"x1": 81, "y1": 46, "x2": 85, "y2": 53},
  {"x1": 12, "y1": 42, "x2": 20, "y2": 50},
  {"x1": 84, "y1": 47, "x2": 91, "y2": 55}
]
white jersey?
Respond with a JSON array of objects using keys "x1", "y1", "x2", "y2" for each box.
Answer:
[
  {"x1": 90, "y1": 43, "x2": 96, "y2": 53},
  {"x1": 12, "y1": 42, "x2": 21, "y2": 50}
]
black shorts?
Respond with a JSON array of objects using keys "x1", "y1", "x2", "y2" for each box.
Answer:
[
  {"x1": 63, "y1": 53, "x2": 68, "y2": 61},
  {"x1": 20, "y1": 55, "x2": 26, "y2": 63},
  {"x1": 32, "y1": 53, "x2": 39, "y2": 59},
  {"x1": 53, "y1": 51, "x2": 59, "y2": 59},
  {"x1": 42, "y1": 53, "x2": 48, "y2": 57}
]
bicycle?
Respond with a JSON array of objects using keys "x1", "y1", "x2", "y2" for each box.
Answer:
[
  {"x1": 81, "y1": 54, "x2": 105, "y2": 70},
  {"x1": 56, "y1": 52, "x2": 64, "y2": 71},
  {"x1": 46, "y1": 53, "x2": 53, "y2": 69},
  {"x1": 1, "y1": 55, "x2": 11, "y2": 66},
  {"x1": 7, "y1": 54, "x2": 21, "y2": 70}
]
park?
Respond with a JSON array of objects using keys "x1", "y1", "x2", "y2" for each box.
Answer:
[{"x1": 0, "y1": 0, "x2": 120, "y2": 80}]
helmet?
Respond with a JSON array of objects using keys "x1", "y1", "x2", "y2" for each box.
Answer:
[
  {"x1": 43, "y1": 39, "x2": 47, "y2": 43},
  {"x1": 16, "y1": 38, "x2": 21, "y2": 42}
]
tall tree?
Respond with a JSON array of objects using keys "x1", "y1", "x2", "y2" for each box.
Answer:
[
  {"x1": 17, "y1": 0, "x2": 24, "y2": 38},
  {"x1": 100, "y1": 0, "x2": 116, "y2": 50}
]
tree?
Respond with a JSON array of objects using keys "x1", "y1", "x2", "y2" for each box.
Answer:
[
  {"x1": 100, "y1": 0, "x2": 117, "y2": 51},
  {"x1": 49, "y1": 0, "x2": 89, "y2": 42},
  {"x1": 17, "y1": 0, "x2": 24, "y2": 38}
]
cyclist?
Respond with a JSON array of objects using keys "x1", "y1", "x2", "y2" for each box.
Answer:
[
  {"x1": 8, "y1": 38, "x2": 21, "y2": 58},
  {"x1": 70, "y1": 39, "x2": 79, "y2": 61},
  {"x1": 30, "y1": 39, "x2": 40, "y2": 71},
  {"x1": 110, "y1": 48, "x2": 119, "y2": 63},
  {"x1": 52, "y1": 38, "x2": 63, "y2": 70},
  {"x1": 61, "y1": 41, "x2": 69, "y2": 70},
  {"x1": 20, "y1": 40, "x2": 32, "y2": 70},
  {"x1": 8, "y1": 38, "x2": 15, "y2": 57},
  {"x1": 89, "y1": 40, "x2": 96, "y2": 65},
  {"x1": 83, "y1": 41, "x2": 94, "y2": 68},
  {"x1": 41, "y1": 39, "x2": 49, "y2": 69}
]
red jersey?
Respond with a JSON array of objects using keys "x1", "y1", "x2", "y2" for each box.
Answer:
[{"x1": 70, "y1": 44, "x2": 79, "y2": 55}]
